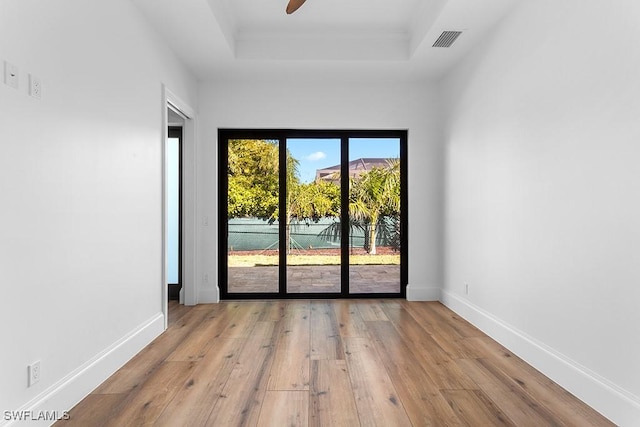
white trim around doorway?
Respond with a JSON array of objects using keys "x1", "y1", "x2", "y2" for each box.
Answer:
[{"x1": 162, "y1": 85, "x2": 199, "y2": 330}]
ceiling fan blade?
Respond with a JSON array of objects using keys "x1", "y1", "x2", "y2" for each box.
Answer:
[{"x1": 286, "y1": 0, "x2": 306, "y2": 14}]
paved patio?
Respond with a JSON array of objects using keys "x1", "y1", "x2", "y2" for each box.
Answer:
[{"x1": 228, "y1": 264, "x2": 400, "y2": 294}]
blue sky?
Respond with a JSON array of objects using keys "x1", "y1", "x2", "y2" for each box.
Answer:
[{"x1": 287, "y1": 138, "x2": 400, "y2": 183}]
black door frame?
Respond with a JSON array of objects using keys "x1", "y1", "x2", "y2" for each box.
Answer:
[
  {"x1": 167, "y1": 126, "x2": 183, "y2": 300},
  {"x1": 218, "y1": 129, "x2": 408, "y2": 299}
]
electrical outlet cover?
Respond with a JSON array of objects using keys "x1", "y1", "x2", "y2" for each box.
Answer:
[
  {"x1": 28, "y1": 361, "x2": 41, "y2": 387},
  {"x1": 29, "y1": 74, "x2": 42, "y2": 99}
]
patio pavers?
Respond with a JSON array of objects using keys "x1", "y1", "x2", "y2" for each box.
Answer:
[{"x1": 228, "y1": 264, "x2": 400, "y2": 294}]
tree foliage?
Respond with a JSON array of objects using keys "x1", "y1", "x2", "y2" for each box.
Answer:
[
  {"x1": 227, "y1": 139, "x2": 340, "y2": 222},
  {"x1": 227, "y1": 139, "x2": 280, "y2": 219},
  {"x1": 349, "y1": 159, "x2": 400, "y2": 254},
  {"x1": 227, "y1": 140, "x2": 400, "y2": 254},
  {"x1": 288, "y1": 179, "x2": 341, "y2": 221}
]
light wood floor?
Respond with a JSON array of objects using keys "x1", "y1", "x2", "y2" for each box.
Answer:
[{"x1": 56, "y1": 300, "x2": 614, "y2": 426}]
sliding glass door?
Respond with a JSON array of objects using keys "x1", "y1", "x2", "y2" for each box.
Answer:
[
  {"x1": 219, "y1": 130, "x2": 407, "y2": 299},
  {"x1": 348, "y1": 138, "x2": 401, "y2": 294}
]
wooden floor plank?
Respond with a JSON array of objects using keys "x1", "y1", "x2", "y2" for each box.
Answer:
[
  {"x1": 217, "y1": 301, "x2": 266, "y2": 339},
  {"x1": 456, "y1": 357, "x2": 561, "y2": 426},
  {"x1": 257, "y1": 391, "x2": 309, "y2": 427},
  {"x1": 56, "y1": 394, "x2": 126, "y2": 427},
  {"x1": 104, "y1": 361, "x2": 196, "y2": 426},
  {"x1": 333, "y1": 300, "x2": 369, "y2": 338},
  {"x1": 401, "y1": 301, "x2": 482, "y2": 359},
  {"x1": 154, "y1": 338, "x2": 244, "y2": 426},
  {"x1": 483, "y1": 345, "x2": 616, "y2": 426},
  {"x1": 428, "y1": 301, "x2": 485, "y2": 338},
  {"x1": 310, "y1": 301, "x2": 344, "y2": 360},
  {"x1": 366, "y1": 320, "x2": 464, "y2": 426},
  {"x1": 461, "y1": 335, "x2": 514, "y2": 360},
  {"x1": 256, "y1": 300, "x2": 289, "y2": 322},
  {"x1": 166, "y1": 303, "x2": 236, "y2": 362},
  {"x1": 354, "y1": 299, "x2": 390, "y2": 321},
  {"x1": 168, "y1": 300, "x2": 192, "y2": 326},
  {"x1": 309, "y1": 360, "x2": 360, "y2": 427},
  {"x1": 441, "y1": 389, "x2": 516, "y2": 427},
  {"x1": 58, "y1": 301, "x2": 616, "y2": 427},
  {"x1": 343, "y1": 337, "x2": 412, "y2": 426},
  {"x1": 267, "y1": 303, "x2": 311, "y2": 390},
  {"x1": 205, "y1": 321, "x2": 278, "y2": 426},
  {"x1": 93, "y1": 306, "x2": 211, "y2": 394},
  {"x1": 383, "y1": 301, "x2": 477, "y2": 390}
]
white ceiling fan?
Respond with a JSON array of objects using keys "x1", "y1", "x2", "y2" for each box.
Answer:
[{"x1": 286, "y1": 0, "x2": 306, "y2": 14}]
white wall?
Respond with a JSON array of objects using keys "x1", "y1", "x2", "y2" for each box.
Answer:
[
  {"x1": 0, "y1": 0, "x2": 197, "y2": 420},
  {"x1": 197, "y1": 78, "x2": 444, "y2": 302},
  {"x1": 441, "y1": 0, "x2": 640, "y2": 424}
]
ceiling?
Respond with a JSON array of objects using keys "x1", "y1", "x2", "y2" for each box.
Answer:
[{"x1": 132, "y1": 0, "x2": 519, "y2": 82}]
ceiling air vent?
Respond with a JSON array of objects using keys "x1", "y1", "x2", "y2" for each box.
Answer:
[{"x1": 432, "y1": 31, "x2": 463, "y2": 48}]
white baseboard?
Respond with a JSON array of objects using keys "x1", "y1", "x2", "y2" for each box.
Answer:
[
  {"x1": 406, "y1": 284, "x2": 441, "y2": 301},
  {"x1": 440, "y1": 290, "x2": 640, "y2": 426},
  {"x1": 3, "y1": 313, "x2": 165, "y2": 427},
  {"x1": 198, "y1": 286, "x2": 219, "y2": 304}
]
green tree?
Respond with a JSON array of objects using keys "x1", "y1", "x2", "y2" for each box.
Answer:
[
  {"x1": 286, "y1": 178, "x2": 341, "y2": 253},
  {"x1": 227, "y1": 139, "x2": 280, "y2": 219},
  {"x1": 228, "y1": 139, "x2": 340, "y2": 252},
  {"x1": 349, "y1": 159, "x2": 400, "y2": 254},
  {"x1": 288, "y1": 179, "x2": 341, "y2": 222}
]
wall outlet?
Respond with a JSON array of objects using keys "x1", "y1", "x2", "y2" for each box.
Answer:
[
  {"x1": 29, "y1": 74, "x2": 42, "y2": 99},
  {"x1": 4, "y1": 61, "x2": 19, "y2": 89},
  {"x1": 464, "y1": 283, "x2": 469, "y2": 295},
  {"x1": 28, "y1": 361, "x2": 41, "y2": 387}
]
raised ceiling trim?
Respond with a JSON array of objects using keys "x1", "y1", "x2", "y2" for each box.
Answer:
[{"x1": 235, "y1": 32, "x2": 411, "y2": 61}]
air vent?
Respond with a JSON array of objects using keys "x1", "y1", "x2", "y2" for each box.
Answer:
[{"x1": 432, "y1": 31, "x2": 462, "y2": 48}]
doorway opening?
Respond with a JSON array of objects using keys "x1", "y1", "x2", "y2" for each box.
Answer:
[
  {"x1": 166, "y1": 125, "x2": 182, "y2": 300},
  {"x1": 162, "y1": 86, "x2": 198, "y2": 330},
  {"x1": 218, "y1": 129, "x2": 408, "y2": 299}
]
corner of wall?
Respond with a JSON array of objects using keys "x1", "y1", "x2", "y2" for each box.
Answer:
[
  {"x1": 3, "y1": 313, "x2": 165, "y2": 427},
  {"x1": 198, "y1": 286, "x2": 220, "y2": 304},
  {"x1": 439, "y1": 290, "x2": 640, "y2": 426},
  {"x1": 406, "y1": 284, "x2": 441, "y2": 301}
]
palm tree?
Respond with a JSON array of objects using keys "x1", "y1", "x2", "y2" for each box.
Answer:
[{"x1": 349, "y1": 159, "x2": 400, "y2": 254}]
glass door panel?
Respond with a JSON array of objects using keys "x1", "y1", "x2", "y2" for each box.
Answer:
[
  {"x1": 227, "y1": 139, "x2": 280, "y2": 293},
  {"x1": 348, "y1": 138, "x2": 401, "y2": 294},
  {"x1": 285, "y1": 138, "x2": 341, "y2": 294}
]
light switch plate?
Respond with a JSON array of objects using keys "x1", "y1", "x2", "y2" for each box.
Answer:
[{"x1": 4, "y1": 61, "x2": 19, "y2": 89}]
